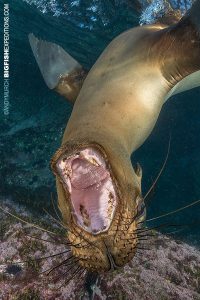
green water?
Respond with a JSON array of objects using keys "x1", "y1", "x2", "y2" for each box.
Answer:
[{"x1": 0, "y1": 0, "x2": 200, "y2": 246}]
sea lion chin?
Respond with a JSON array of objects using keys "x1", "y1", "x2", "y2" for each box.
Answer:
[{"x1": 51, "y1": 140, "x2": 144, "y2": 271}]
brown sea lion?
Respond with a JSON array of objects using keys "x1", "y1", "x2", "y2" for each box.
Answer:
[{"x1": 29, "y1": 0, "x2": 200, "y2": 272}]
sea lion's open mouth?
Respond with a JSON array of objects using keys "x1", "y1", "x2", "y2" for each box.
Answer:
[{"x1": 56, "y1": 148, "x2": 118, "y2": 235}]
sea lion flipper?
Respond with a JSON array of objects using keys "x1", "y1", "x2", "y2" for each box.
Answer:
[
  {"x1": 151, "y1": 0, "x2": 200, "y2": 100},
  {"x1": 28, "y1": 33, "x2": 87, "y2": 102},
  {"x1": 166, "y1": 0, "x2": 200, "y2": 99},
  {"x1": 165, "y1": 71, "x2": 200, "y2": 101}
]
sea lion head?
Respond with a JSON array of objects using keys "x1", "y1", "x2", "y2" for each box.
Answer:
[{"x1": 51, "y1": 140, "x2": 146, "y2": 272}]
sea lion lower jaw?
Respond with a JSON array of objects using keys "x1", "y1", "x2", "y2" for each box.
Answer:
[{"x1": 56, "y1": 147, "x2": 118, "y2": 235}]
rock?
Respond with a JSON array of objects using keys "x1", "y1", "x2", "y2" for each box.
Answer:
[{"x1": 0, "y1": 200, "x2": 199, "y2": 300}]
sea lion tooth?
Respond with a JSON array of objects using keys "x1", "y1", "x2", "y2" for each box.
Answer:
[
  {"x1": 79, "y1": 150, "x2": 102, "y2": 166},
  {"x1": 85, "y1": 157, "x2": 100, "y2": 167}
]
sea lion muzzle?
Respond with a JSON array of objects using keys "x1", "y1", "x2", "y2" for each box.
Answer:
[{"x1": 51, "y1": 142, "x2": 144, "y2": 272}]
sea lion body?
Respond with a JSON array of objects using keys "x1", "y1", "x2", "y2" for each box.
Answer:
[
  {"x1": 63, "y1": 24, "x2": 168, "y2": 154},
  {"x1": 29, "y1": 0, "x2": 200, "y2": 272}
]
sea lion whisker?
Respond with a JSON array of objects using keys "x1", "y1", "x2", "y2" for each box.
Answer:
[
  {"x1": 137, "y1": 238, "x2": 149, "y2": 241},
  {"x1": 43, "y1": 208, "x2": 68, "y2": 231},
  {"x1": 129, "y1": 203, "x2": 145, "y2": 226},
  {"x1": 136, "y1": 233, "x2": 156, "y2": 239},
  {"x1": 135, "y1": 227, "x2": 154, "y2": 233},
  {"x1": 55, "y1": 266, "x2": 85, "y2": 291},
  {"x1": 13, "y1": 249, "x2": 72, "y2": 266},
  {"x1": 46, "y1": 257, "x2": 80, "y2": 277},
  {"x1": 128, "y1": 237, "x2": 149, "y2": 242},
  {"x1": 53, "y1": 263, "x2": 79, "y2": 284},
  {"x1": 0, "y1": 206, "x2": 57, "y2": 236},
  {"x1": 137, "y1": 220, "x2": 145, "y2": 226},
  {"x1": 138, "y1": 229, "x2": 184, "y2": 244},
  {"x1": 135, "y1": 222, "x2": 199, "y2": 234},
  {"x1": 135, "y1": 229, "x2": 187, "y2": 249},
  {"x1": 144, "y1": 136, "x2": 171, "y2": 202},
  {"x1": 75, "y1": 267, "x2": 87, "y2": 283},
  {"x1": 56, "y1": 263, "x2": 85, "y2": 284},
  {"x1": 135, "y1": 227, "x2": 164, "y2": 234},
  {"x1": 63, "y1": 257, "x2": 80, "y2": 266},
  {"x1": 43, "y1": 208, "x2": 82, "y2": 243},
  {"x1": 135, "y1": 226, "x2": 150, "y2": 232},
  {"x1": 33, "y1": 249, "x2": 72, "y2": 264},
  {"x1": 135, "y1": 226, "x2": 157, "y2": 233},
  {"x1": 51, "y1": 193, "x2": 63, "y2": 223},
  {"x1": 164, "y1": 228, "x2": 185, "y2": 236},
  {"x1": 40, "y1": 255, "x2": 75, "y2": 275},
  {"x1": 25, "y1": 234, "x2": 61, "y2": 245},
  {"x1": 43, "y1": 208, "x2": 89, "y2": 248},
  {"x1": 146, "y1": 199, "x2": 200, "y2": 222},
  {"x1": 25, "y1": 233, "x2": 81, "y2": 247},
  {"x1": 136, "y1": 246, "x2": 151, "y2": 251}
]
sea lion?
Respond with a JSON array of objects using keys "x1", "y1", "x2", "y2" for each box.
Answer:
[{"x1": 29, "y1": 0, "x2": 200, "y2": 272}]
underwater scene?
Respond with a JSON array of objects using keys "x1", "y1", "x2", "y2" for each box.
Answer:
[{"x1": 0, "y1": 0, "x2": 200, "y2": 299}]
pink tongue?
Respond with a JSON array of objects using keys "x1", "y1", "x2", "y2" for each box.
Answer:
[{"x1": 71, "y1": 158, "x2": 108, "y2": 190}]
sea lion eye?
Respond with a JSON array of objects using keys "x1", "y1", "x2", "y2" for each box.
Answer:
[
  {"x1": 135, "y1": 197, "x2": 146, "y2": 223},
  {"x1": 138, "y1": 202, "x2": 146, "y2": 217}
]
